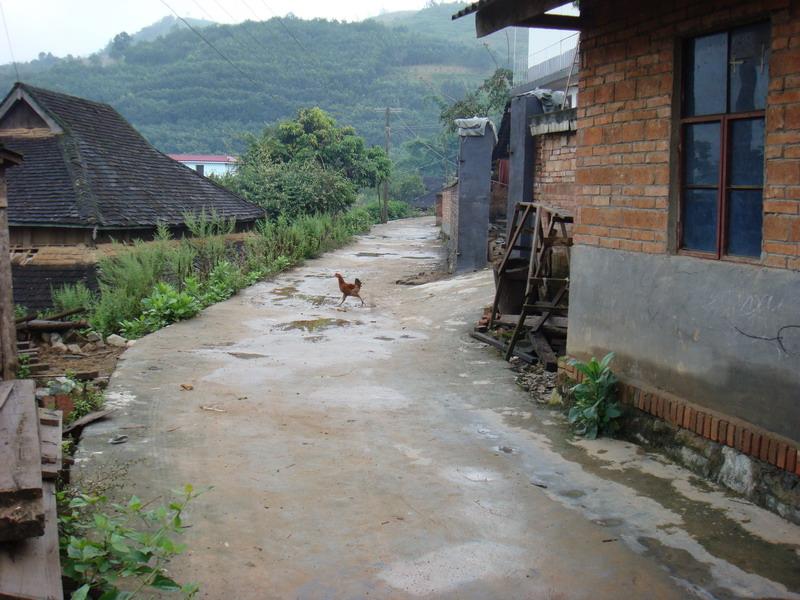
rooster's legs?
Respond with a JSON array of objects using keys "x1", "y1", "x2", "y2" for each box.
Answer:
[{"x1": 338, "y1": 293, "x2": 347, "y2": 306}]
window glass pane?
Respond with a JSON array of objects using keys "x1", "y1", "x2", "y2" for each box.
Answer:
[
  {"x1": 683, "y1": 188, "x2": 718, "y2": 252},
  {"x1": 727, "y1": 190, "x2": 763, "y2": 257},
  {"x1": 730, "y1": 22, "x2": 770, "y2": 112},
  {"x1": 685, "y1": 32, "x2": 728, "y2": 116},
  {"x1": 729, "y1": 118, "x2": 764, "y2": 186},
  {"x1": 684, "y1": 122, "x2": 720, "y2": 185}
]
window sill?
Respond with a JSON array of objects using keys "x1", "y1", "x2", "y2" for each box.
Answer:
[{"x1": 677, "y1": 248, "x2": 763, "y2": 266}]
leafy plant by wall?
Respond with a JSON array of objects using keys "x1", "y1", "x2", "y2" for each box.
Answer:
[{"x1": 567, "y1": 353, "x2": 622, "y2": 439}]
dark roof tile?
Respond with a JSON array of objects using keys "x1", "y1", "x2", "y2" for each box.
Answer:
[{"x1": 0, "y1": 83, "x2": 264, "y2": 229}]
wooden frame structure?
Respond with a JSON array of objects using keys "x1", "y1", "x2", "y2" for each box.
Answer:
[{"x1": 477, "y1": 202, "x2": 573, "y2": 370}]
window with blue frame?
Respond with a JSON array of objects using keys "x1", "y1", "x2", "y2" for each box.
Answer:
[{"x1": 681, "y1": 22, "x2": 769, "y2": 258}]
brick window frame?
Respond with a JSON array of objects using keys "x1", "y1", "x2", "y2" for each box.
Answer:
[{"x1": 678, "y1": 23, "x2": 770, "y2": 262}]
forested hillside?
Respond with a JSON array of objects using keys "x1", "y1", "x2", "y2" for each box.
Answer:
[{"x1": 0, "y1": 8, "x2": 495, "y2": 156}]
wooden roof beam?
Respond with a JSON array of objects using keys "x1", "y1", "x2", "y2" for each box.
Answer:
[
  {"x1": 475, "y1": 0, "x2": 570, "y2": 37},
  {"x1": 517, "y1": 13, "x2": 583, "y2": 31}
]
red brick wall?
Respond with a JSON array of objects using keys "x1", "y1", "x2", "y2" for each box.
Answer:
[
  {"x1": 577, "y1": 0, "x2": 799, "y2": 269},
  {"x1": 533, "y1": 131, "x2": 577, "y2": 213}
]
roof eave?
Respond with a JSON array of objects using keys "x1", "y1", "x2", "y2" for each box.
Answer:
[{"x1": 453, "y1": 0, "x2": 582, "y2": 38}]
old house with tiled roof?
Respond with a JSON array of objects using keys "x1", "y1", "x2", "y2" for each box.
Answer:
[{"x1": 0, "y1": 83, "x2": 264, "y2": 309}]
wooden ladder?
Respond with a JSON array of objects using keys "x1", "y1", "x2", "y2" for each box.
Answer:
[
  {"x1": 489, "y1": 202, "x2": 535, "y2": 329},
  {"x1": 503, "y1": 205, "x2": 573, "y2": 369}
]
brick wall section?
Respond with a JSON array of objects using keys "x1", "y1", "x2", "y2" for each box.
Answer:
[
  {"x1": 577, "y1": 0, "x2": 799, "y2": 268},
  {"x1": 533, "y1": 132, "x2": 577, "y2": 213},
  {"x1": 559, "y1": 358, "x2": 800, "y2": 476}
]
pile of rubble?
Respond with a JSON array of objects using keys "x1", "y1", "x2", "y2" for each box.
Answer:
[
  {"x1": 40, "y1": 330, "x2": 132, "y2": 355},
  {"x1": 512, "y1": 358, "x2": 560, "y2": 405}
]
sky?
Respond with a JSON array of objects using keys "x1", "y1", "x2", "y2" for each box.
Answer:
[{"x1": 0, "y1": 0, "x2": 429, "y2": 64}]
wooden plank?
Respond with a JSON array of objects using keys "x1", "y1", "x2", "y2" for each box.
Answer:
[
  {"x1": 62, "y1": 409, "x2": 112, "y2": 436},
  {"x1": 496, "y1": 315, "x2": 569, "y2": 329},
  {"x1": 0, "y1": 481, "x2": 63, "y2": 600},
  {"x1": 0, "y1": 382, "x2": 12, "y2": 412},
  {"x1": 0, "y1": 381, "x2": 45, "y2": 542},
  {"x1": 0, "y1": 174, "x2": 16, "y2": 380},
  {"x1": 38, "y1": 409, "x2": 62, "y2": 481},
  {"x1": 37, "y1": 409, "x2": 60, "y2": 428},
  {"x1": 470, "y1": 330, "x2": 536, "y2": 364},
  {"x1": 529, "y1": 331, "x2": 558, "y2": 372}
]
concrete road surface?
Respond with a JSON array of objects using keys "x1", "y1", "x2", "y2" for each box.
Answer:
[{"x1": 77, "y1": 218, "x2": 800, "y2": 600}]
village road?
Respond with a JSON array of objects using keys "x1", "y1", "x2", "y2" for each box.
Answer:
[{"x1": 78, "y1": 218, "x2": 800, "y2": 599}]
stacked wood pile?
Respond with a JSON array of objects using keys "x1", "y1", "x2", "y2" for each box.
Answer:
[{"x1": 0, "y1": 380, "x2": 64, "y2": 600}]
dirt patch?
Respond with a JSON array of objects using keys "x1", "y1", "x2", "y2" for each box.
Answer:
[
  {"x1": 395, "y1": 271, "x2": 448, "y2": 286},
  {"x1": 36, "y1": 346, "x2": 125, "y2": 379}
]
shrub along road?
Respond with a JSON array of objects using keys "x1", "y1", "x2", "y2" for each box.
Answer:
[{"x1": 76, "y1": 218, "x2": 800, "y2": 599}]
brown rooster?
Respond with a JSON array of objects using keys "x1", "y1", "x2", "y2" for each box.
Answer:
[{"x1": 334, "y1": 273, "x2": 364, "y2": 306}]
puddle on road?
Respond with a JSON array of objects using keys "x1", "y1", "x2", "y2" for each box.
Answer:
[
  {"x1": 280, "y1": 318, "x2": 360, "y2": 332},
  {"x1": 270, "y1": 285, "x2": 329, "y2": 307},
  {"x1": 227, "y1": 352, "x2": 268, "y2": 360},
  {"x1": 356, "y1": 252, "x2": 396, "y2": 257},
  {"x1": 272, "y1": 285, "x2": 299, "y2": 298}
]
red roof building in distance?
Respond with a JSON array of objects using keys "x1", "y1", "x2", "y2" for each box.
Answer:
[{"x1": 168, "y1": 154, "x2": 238, "y2": 177}]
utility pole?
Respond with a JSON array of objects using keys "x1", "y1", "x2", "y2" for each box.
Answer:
[{"x1": 381, "y1": 107, "x2": 391, "y2": 224}]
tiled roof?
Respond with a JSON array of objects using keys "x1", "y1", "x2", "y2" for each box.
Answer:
[{"x1": 1, "y1": 83, "x2": 264, "y2": 229}]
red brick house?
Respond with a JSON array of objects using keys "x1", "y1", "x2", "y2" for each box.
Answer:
[{"x1": 456, "y1": 0, "x2": 800, "y2": 517}]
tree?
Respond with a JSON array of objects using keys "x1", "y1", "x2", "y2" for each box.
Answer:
[
  {"x1": 109, "y1": 32, "x2": 133, "y2": 59},
  {"x1": 256, "y1": 107, "x2": 391, "y2": 188},
  {"x1": 439, "y1": 67, "x2": 512, "y2": 132},
  {"x1": 390, "y1": 172, "x2": 426, "y2": 203},
  {"x1": 218, "y1": 107, "x2": 388, "y2": 219}
]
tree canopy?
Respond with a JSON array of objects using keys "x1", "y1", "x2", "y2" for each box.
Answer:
[{"x1": 218, "y1": 108, "x2": 387, "y2": 219}]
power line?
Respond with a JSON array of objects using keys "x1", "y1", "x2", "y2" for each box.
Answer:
[
  {"x1": 210, "y1": 0, "x2": 270, "y2": 57},
  {"x1": 257, "y1": 0, "x2": 313, "y2": 56},
  {"x1": 158, "y1": 0, "x2": 261, "y2": 87},
  {"x1": 190, "y1": 0, "x2": 254, "y2": 57},
  {"x1": 0, "y1": 1, "x2": 19, "y2": 81},
  {"x1": 393, "y1": 112, "x2": 456, "y2": 165}
]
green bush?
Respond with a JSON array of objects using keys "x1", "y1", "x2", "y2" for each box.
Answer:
[
  {"x1": 364, "y1": 200, "x2": 414, "y2": 222},
  {"x1": 120, "y1": 282, "x2": 201, "y2": 339},
  {"x1": 220, "y1": 159, "x2": 357, "y2": 220},
  {"x1": 567, "y1": 353, "x2": 622, "y2": 439},
  {"x1": 51, "y1": 282, "x2": 95, "y2": 314}
]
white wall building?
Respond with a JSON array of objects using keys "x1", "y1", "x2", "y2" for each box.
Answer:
[{"x1": 168, "y1": 154, "x2": 237, "y2": 177}]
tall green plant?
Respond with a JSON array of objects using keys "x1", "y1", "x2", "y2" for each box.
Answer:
[
  {"x1": 59, "y1": 485, "x2": 203, "y2": 599},
  {"x1": 567, "y1": 353, "x2": 621, "y2": 439},
  {"x1": 51, "y1": 282, "x2": 95, "y2": 314}
]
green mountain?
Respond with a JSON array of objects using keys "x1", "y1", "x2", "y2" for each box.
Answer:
[
  {"x1": 0, "y1": 11, "x2": 495, "y2": 155},
  {"x1": 130, "y1": 16, "x2": 216, "y2": 45},
  {"x1": 369, "y1": 2, "x2": 522, "y2": 70}
]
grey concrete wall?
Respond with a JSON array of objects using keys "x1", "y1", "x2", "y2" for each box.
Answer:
[
  {"x1": 567, "y1": 245, "x2": 800, "y2": 443},
  {"x1": 456, "y1": 132, "x2": 494, "y2": 273},
  {"x1": 507, "y1": 94, "x2": 543, "y2": 238}
]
